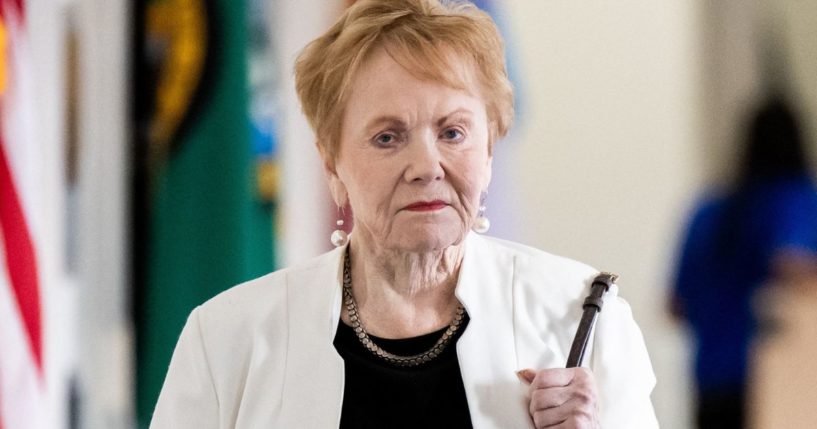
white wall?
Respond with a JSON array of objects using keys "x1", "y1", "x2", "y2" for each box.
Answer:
[{"x1": 74, "y1": 0, "x2": 133, "y2": 427}]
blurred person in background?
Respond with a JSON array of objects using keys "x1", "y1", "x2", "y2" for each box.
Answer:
[
  {"x1": 670, "y1": 95, "x2": 817, "y2": 429},
  {"x1": 148, "y1": 0, "x2": 658, "y2": 427}
]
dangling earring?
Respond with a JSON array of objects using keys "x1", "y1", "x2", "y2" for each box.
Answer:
[
  {"x1": 473, "y1": 191, "x2": 490, "y2": 233},
  {"x1": 331, "y1": 206, "x2": 349, "y2": 247}
]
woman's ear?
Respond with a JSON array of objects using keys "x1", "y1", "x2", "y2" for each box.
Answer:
[
  {"x1": 323, "y1": 158, "x2": 348, "y2": 207},
  {"x1": 482, "y1": 156, "x2": 493, "y2": 190}
]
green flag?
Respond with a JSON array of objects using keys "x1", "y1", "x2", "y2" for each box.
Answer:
[{"x1": 134, "y1": 0, "x2": 274, "y2": 426}]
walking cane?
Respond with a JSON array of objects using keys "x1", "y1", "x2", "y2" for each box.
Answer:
[{"x1": 566, "y1": 272, "x2": 618, "y2": 368}]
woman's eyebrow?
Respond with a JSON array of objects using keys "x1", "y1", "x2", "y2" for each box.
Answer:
[
  {"x1": 364, "y1": 115, "x2": 407, "y2": 133},
  {"x1": 436, "y1": 108, "x2": 474, "y2": 127}
]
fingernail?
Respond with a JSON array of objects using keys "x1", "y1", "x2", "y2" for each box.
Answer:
[{"x1": 516, "y1": 369, "x2": 535, "y2": 383}]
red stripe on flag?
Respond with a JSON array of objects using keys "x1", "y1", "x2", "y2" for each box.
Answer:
[{"x1": 0, "y1": 140, "x2": 42, "y2": 372}]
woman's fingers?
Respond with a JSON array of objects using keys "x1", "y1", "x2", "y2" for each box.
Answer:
[
  {"x1": 530, "y1": 386, "x2": 572, "y2": 412},
  {"x1": 522, "y1": 367, "x2": 599, "y2": 429},
  {"x1": 531, "y1": 397, "x2": 596, "y2": 428}
]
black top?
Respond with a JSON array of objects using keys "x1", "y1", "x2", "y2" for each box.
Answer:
[{"x1": 333, "y1": 315, "x2": 473, "y2": 429}]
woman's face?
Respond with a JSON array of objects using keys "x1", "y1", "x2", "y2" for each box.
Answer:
[{"x1": 327, "y1": 48, "x2": 493, "y2": 252}]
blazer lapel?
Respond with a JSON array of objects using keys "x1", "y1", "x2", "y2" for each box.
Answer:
[
  {"x1": 456, "y1": 234, "x2": 534, "y2": 428},
  {"x1": 279, "y1": 246, "x2": 346, "y2": 428}
]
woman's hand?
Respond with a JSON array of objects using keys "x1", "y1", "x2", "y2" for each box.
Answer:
[{"x1": 518, "y1": 367, "x2": 600, "y2": 429}]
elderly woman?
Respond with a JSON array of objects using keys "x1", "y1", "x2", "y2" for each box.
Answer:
[{"x1": 150, "y1": 0, "x2": 657, "y2": 427}]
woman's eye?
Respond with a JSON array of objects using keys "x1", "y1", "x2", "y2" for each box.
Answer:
[
  {"x1": 374, "y1": 133, "x2": 397, "y2": 146},
  {"x1": 441, "y1": 128, "x2": 464, "y2": 141}
]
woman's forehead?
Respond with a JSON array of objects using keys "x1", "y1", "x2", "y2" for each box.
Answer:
[
  {"x1": 347, "y1": 48, "x2": 483, "y2": 111},
  {"x1": 345, "y1": 70, "x2": 484, "y2": 131},
  {"x1": 364, "y1": 44, "x2": 478, "y2": 94}
]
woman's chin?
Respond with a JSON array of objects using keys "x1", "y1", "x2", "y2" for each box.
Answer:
[{"x1": 389, "y1": 226, "x2": 466, "y2": 253}]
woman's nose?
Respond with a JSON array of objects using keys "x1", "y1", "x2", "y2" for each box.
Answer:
[{"x1": 403, "y1": 133, "x2": 444, "y2": 183}]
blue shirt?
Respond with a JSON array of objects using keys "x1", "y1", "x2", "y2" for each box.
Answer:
[{"x1": 674, "y1": 175, "x2": 817, "y2": 391}]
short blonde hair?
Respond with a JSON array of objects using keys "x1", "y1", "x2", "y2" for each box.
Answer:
[{"x1": 295, "y1": 0, "x2": 514, "y2": 168}]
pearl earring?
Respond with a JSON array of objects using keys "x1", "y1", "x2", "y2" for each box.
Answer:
[
  {"x1": 331, "y1": 208, "x2": 349, "y2": 247},
  {"x1": 473, "y1": 192, "x2": 490, "y2": 233}
]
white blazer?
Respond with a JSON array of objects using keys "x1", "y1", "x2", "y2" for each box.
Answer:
[{"x1": 150, "y1": 234, "x2": 658, "y2": 428}]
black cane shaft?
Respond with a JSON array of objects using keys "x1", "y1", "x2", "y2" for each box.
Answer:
[
  {"x1": 566, "y1": 309, "x2": 599, "y2": 368},
  {"x1": 565, "y1": 273, "x2": 617, "y2": 368}
]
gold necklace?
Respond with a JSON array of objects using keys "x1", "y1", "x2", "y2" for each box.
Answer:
[{"x1": 342, "y1": 251, "x2": 466, "y2": 367}]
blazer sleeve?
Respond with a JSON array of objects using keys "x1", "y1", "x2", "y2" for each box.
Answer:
[
  {"x1": 150, "y1": 307, "x2": 220, "y2": 429},
  {"x1": 591, "y1": 286, "x2": 659, "y2": 428}
]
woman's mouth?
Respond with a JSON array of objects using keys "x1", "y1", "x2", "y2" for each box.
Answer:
[{"x1": 403, "y1": 200, "x2": 447, "y2": 211}]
